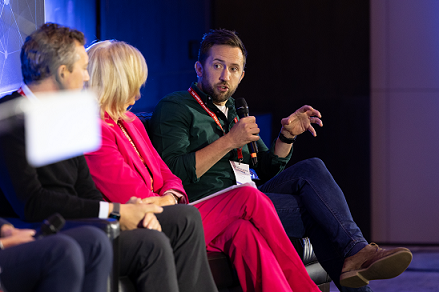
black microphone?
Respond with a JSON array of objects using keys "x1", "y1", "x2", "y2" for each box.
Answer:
[
  {"x1": 34, "y1": 213, "x2": 65, "y2": 239},
  {"x1": 235, "y1": 98, "x2": 258, "y2": 165}
]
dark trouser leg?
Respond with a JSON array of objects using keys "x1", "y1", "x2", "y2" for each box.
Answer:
[
  {"x1": 61, "y1": 226, "x2": 113, "y2": 292},
  {"x1": 0, "y1": 233, "x2": 84, "y2": 292},
  {"x1": 259, "y1": 158, "x2": 371, "y2": 292},
  {"x1": 156, "y1": 205, "x2": 218, "y2": 292},
  {"x1": 119, "y1": 228, "x2": 179, "y2": 292},
  {"x1": 119, "y1": 205, "x2": 217, "y2": 292}
]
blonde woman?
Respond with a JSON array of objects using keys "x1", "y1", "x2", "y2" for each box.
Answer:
[
  {"x1": 85, "y1": 40, "x2": 217, "y2": 292},
  {"x1": 85, "y1": 40, "x2": 320, "y2": 292},
  {"x1": 85, "y1": 41, "x2": 185, "y2": 205}
]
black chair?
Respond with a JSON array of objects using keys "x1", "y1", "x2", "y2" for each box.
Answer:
[
  {"x1": 136, "y1": 112, "x2": 332, "y2": 292},
  {"x1": 293, "y1": 237, "x2": 331, "y2": 292}
]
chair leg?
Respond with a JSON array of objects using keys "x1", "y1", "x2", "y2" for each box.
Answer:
[
  {"x1": 318, "y1": 282, "x2": 330, "y2": 292},
  {"x1": 110, "y1": 236, "x2": 120, "y2": 292}
]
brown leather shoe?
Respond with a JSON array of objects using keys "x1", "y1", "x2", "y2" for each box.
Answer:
[{"x1": 340, "y1": 243, "x2": 412, "y2": 288}]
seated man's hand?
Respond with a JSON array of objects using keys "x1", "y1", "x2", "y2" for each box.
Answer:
[
  {"x1": 0, "y1": 225, "x2": 35, "y2": 249},
  {"x1": 227, "y1": 116, "x2": 260, "y2": 149},
  {"x1": 281, "y1": 105, "x2": 323, "y2": 138},
  {"x1": 119, "y1": 203, "x2": 163, "y2": 231}
]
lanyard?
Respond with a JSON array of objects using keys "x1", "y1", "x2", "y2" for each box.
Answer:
[
  {"x1": 18, "y1": 86, "x2": 38, "y2": 102},
  {"x1": 117, "y1": 121, "x2": 154, "y2": 191},
  {"x1": 188, "y1": 87, "x2": 243, "y2": 161},
  {"x1": 17, "y1": 87, "x2": 25, "y2": 96}
]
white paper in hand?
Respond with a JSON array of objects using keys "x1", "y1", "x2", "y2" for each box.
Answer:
[{"x1": 24, "y1": 90, "x2": 101, "y2": 167}]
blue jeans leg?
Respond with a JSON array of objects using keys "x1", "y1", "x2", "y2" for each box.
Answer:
[{"x1": 258, "y1": 157, "x2": 371, "y2": 292}]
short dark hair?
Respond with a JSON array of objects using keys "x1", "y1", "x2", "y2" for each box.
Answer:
[
  {"x1": 21, "y1": 22, "x2": 85, "y2": 84},
  {"x1": 198, "y1": 29, "x2": 247, "y2": 68}
]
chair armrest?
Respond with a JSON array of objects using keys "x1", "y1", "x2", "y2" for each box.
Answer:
[{"x1": 63, "y1": 218, "x2": 120, "y2": 240}]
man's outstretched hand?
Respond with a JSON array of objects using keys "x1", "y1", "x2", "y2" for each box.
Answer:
[{"x1": 280, "y1": 105, "x2": 323, "y2": 138}]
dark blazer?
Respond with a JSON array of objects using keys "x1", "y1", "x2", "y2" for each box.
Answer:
[{"x1": 0, "y1": 91, "x2": 102, "y2": 221}]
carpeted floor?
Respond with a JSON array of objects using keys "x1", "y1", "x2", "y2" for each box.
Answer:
[{"x1": 330, "y1": 246, "x2": 439, "y2": 292}]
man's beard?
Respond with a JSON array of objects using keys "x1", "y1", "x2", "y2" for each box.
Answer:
[{"x1": 200, "y1": 78, "x2": 237, "y2": 104}]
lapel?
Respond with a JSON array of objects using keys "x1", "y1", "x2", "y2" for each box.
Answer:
[{"x1": 107, "y1": 113, "x2": 155, "y2": 191}]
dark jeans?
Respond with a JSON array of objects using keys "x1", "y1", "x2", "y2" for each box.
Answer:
[
  {"x1": 259, "y1": 157, "x2": 372, "y2": 292},
  {"x1": 0, "y1": 226, "x2": 112, "y2": 292}
]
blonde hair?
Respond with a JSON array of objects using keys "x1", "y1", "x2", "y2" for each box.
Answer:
[{"x1": 86, "y1": 40, "x2": 148, "y2": 122}]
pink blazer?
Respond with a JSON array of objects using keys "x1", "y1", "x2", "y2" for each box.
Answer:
[{"x1": 85, "y1": 112, "x2": 188, "y2": 203}]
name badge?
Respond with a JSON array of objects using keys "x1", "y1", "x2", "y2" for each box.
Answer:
[{"x1": 230, "y1": 161, "x2": 253, "y2": 185}]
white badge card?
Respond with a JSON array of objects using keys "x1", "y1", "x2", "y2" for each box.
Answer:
[{"x1": 230, "y1": 161, "x2": 253, "y2": 185}]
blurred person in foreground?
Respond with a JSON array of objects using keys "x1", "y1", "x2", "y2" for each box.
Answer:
[
  {"x1": 0, "y1": 217, "x2": 112, "y2": 292},
  {"x1": 0, "y1": 23, "x2": 217, "y2": 292}
]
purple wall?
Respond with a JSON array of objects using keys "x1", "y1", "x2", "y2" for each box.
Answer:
[{"x1": 371, "y1": 0, "x2": 439, "y2": 244}]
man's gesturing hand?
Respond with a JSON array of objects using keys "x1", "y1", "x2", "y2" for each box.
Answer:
[
  {"x1": 281, "y1": 105, "x2": 323, "y2": 138},
  {"x1": 226, "y1": 116, "x2": 260, "y2": 149}
]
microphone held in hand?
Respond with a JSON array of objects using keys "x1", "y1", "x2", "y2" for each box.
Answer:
[
  {"x1": 235, "y1": 98, "x2": 258, "y2": 165},
  {"x1": 34, "y1": 213, "x2": 65, "y2": 239}
]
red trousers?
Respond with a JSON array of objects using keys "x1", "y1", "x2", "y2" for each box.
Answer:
[{"x1": 195, "y1": 186, "x2": 320, "y2": 292}]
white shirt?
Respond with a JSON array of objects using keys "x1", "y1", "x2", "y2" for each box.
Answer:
[{"x1": 215, "y1": 104, "x2": 228, "y2": 118}]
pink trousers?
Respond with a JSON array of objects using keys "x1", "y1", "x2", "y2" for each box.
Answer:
[{"x1": 194, "y1": 186, "x2": 320, "y2": 292}]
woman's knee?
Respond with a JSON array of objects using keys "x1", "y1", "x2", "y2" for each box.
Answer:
[
  {"x1": 234, "y1": 186, "x2": 267, "y2": 200},
  {"x1": 235, "y1": 186, "x2": 274, "y2": 207}
]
